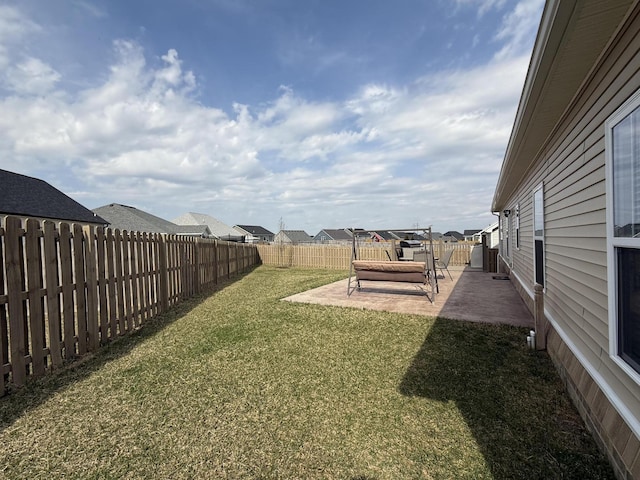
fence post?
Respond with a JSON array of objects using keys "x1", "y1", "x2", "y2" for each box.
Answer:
[{"x1": 534, "y1": 283, "x2": 546, "y2": 350}]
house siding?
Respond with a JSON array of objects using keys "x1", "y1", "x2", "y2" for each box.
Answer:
[{"x1": 500, "y1": 4, "x2": 640, "y2": 478}]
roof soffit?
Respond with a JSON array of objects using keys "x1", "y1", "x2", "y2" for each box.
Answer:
[{"x1": 492, "y1": 0, "x2": 634, "y2": 210}]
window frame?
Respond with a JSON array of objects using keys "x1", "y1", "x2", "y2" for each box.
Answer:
[
  {"x1": 515, "y1": 203, "x2": 521, "y2": 250},
  {"x1": 533, "y1": 184, "x2": 545, "y2": 290},
  {"x1": 605, "y1": 87, "x2": 640, "y2": 385},
  {"x1": 502, "y1": 211, "x2": 510, "y2": 262}
]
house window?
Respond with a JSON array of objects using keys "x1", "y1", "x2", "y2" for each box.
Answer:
[
  {"x1": 533, "y1": 185, "x2": 544, "y2": 287},
  {"x1": 502, "y1": 212, "x2": 510, "y2": 260},
  {"x1": 606, "y1": 90, "x2": 640, "y2": 380},
  {"x1": 515, "y1": 203, "x2": 520, "y2": 250}
]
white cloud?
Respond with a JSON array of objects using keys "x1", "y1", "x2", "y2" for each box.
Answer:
[
  {"x1": 0, "y1": 2, "x2": 541, "y2": 233},
  {"x1": 451, "y1": 0, "x2": 508, "y2": 18},
  {"x1": 72, "y1": 1, "x2": 107, "y2": 18},
  {"x1": 6, "y1": 57, "x2": 61, "y2": 94},
  {"x1": 493, "y1": 0, "x2": 545, "y2": 60},
  {"x1": 0, "y1": 5, "x2": 41, "y2": 42},
  {"x1": 0, "y1": 5, "x2": 41, "y2": 70}
]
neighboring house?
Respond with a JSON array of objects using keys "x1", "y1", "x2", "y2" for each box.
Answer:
[
  {"x1": 480, "y1": 222, "x2": 499, "y2": 249},
  {"x1": 0, "y1": 169, "x2": 107, "y2": 225},
  {"x1": 93, "y1": 204, "x2": 211, "y2": 237},
  {"x1": 173, "y1": 212, "x2": 243, "y2": 241},
  {"x1": 274, "y1": 230, "x2": 313, "y2": 244},
  {"x1": 442, "y1": 230, "x2": 464, "y2": 241},
  {"x1": 234, "y1": 225, "x2": 274, "y2": 243},
  {"x1": 491, "y1": 1, "x2": 640, "y2": 477},
  {"x1": 440, "y1": 235, "x2": 458, "y2": 244},
  {"x1": 463, "y1": 229, "x2": 482, "y2": 242},
  {"x1": 370, "y1": 231, "x2": 399, "y2": 242},
  {"x1": 313, "y1": 228, "x2": 353, "y2": 243}
]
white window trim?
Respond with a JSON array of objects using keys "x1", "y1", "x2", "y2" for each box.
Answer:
[
  {"x1": 515, "y1": 203, "x2": 521, "y2": 250},
  {"x1": 533, "y1": 183, "x2": 545, "y2": 292},
  {"x1": 605, "y1": 87, "x2": 640, "y2": 387},
  {"x1": 502, "y1": 211, "x2": 511, "y2": 263}
]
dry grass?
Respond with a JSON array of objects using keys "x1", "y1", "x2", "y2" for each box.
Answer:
[{"x1": 0, "y1": 266, "x2": 614, "y2": 479}]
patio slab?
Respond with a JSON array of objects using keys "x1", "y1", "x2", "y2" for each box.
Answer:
[{"x1": 283, "y1": 266, "x2": 533, "y2": 328}]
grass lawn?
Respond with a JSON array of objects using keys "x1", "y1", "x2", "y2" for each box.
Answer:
[{"x1": 0, "y1": 266, "x2": 614, "y2": 479}]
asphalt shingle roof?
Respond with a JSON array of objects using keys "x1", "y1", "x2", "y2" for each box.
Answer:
[
  {"x1": 173, "y1": 212, "x2": 241, "y2": 239},
  {"x1": 0, "y1": 169, "x2": 107, "y2": 224},
  {"x1": 93, "y1": 204, "x2": 177, "y2": 233},
  {"x1": 234, "y1": 225, "x2": 274, "y2": 236},
  {"x1": 317, "y1": 229, "x2": 353, "y2": 241},
  {"x1": 280, "y1": 230, "x2": 313, "y2": 243}
]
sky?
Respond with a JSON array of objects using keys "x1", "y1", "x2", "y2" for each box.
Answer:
[{"x1": 0, "y1": 0, "x2": 545, "y2": 235}]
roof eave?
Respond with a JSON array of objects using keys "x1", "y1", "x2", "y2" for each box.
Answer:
[{"x1": 492, "y1": 0, "x2": 635, "y2": 212}]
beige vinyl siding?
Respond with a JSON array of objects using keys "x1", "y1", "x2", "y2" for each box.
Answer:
[{"x1": 505, "y1": 5, "x2": 640, "y2": 435}]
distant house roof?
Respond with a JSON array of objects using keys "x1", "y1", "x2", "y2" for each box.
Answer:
[
  {"x1": 441, "y1": 235, "x2": 459, "y2": 243},
  {"x1": 370, "y1": 231, "x2": 398, "y2": 241},
  {"x1": 464, "y1": 229, "x2": 482, "y2": 236},
  {"x1": 94, "y1": 204, "x2": 176, "y2": 233},
  {"x1": 234, "y1": 225, "x2": 274, "y2": 236},
  {"x1": 280, "y1": 230, "x2": 313, "y2": 243},
  {"x1": 481, "y1": 222, "x2": 499, "y2": 234},
  {"x1": 443, "y1": 230, "x2": 464, "y2": 241},
  {"x1": 92, "y1": 204, "x2": 211, "y2": 236},
  {"x1": 314, "y1": 229, "x2": 353, "y2": 241},
  {"x1": 173, "y1": 212, "x2": 240, "y2": 239},
  {"x1": 0, "y1": 169, "x2": 107, "y2": 225},
  {"x1": 172, "y1": 225, "x2": 212, "y2": 236}
]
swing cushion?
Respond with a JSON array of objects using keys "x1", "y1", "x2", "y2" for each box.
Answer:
[{"x1": 352, "y1": 260, "x2": 427, "y2": 283}]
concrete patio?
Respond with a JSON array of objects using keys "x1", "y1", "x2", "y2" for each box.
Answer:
[{"x1": 283, "y1": 266, "x2": 533, "y2": 328}]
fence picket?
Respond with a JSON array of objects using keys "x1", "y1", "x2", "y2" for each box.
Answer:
[
  {"x1": 114, "y1": 230, "x2": 125, "y2": 335},
  {"x1": 139, "y1": 233, "x2": 149, "y2": 322},
  {"x1": 5, "y1": 217, "x2": 27, "y2": 385},
  {"x1": 106, "y1": 228, "x2": 118, "y2": 340},
  {"x1": 96, "y1": 227, "x2": 109, "y2": 344},
  {"x1": 83, "y1": 225, "x2": 99, "y2": 352},
  {"x1": 72, "y1": 224, "x2": 87, "y2": 355},
  {"x1": 129, "y1": 232, "x2": 140, "y2": 329},
  {"x1": 158, "y1": 234, "x2": 168, "y2": 313},
  {"x1": 43, "y1": 221, "x2": 63, "y2": 368},
  {"x1": 121, "y1": 231, "x2": 132, "y2": 331},
  {"x1": 0, "y1": 220, "x2": 8, "y2": 392},
  {"x1": 25, "y1": 219, "x2": 45, "y2": 376},
  {"x1": 59, "y1": 222, "x2": 75, "y2": 359}
]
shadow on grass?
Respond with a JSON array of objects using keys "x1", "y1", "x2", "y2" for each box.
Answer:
[
  {"x1": 398, "y1": 317, "x2": 615, "y2": 479},
  {"x1": 0, "y1": 268, "x2": 257, "y2": 430}
]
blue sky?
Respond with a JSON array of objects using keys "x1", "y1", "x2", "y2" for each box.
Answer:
[{"x1": 0, "y1": 0, "x2": 544, "y2": 234}]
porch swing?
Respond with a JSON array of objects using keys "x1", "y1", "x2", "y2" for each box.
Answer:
[{"x1": 347, "y1": 227, "x2": 438, "y2": 302}]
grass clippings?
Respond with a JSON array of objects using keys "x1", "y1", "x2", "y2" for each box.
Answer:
[{"x1": 0, "y1": 266, "x2": 614, "y2": 479}]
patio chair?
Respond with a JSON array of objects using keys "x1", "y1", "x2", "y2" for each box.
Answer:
[{"x1": 435, "y1": 249, "x2": 454, "y2": 280}]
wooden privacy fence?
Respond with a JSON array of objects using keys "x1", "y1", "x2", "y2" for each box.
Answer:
[
  {"x1": 257, "y1": 242, "x2": 474, "y2": 270},
  {"x1": 0, "y1": 216, "x2": 260, "y2": 394}
]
